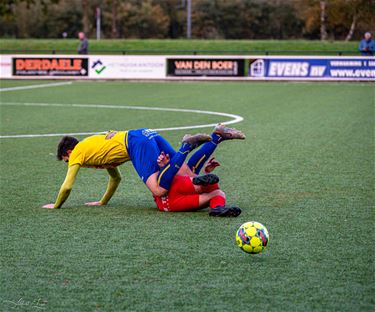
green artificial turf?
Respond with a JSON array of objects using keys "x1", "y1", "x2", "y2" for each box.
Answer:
[
  {"x1": 0, "y1": 80, "x2": 374, "y2": 311},
  {"x1": 0, "y1": 39, "x2": 358, "y2": 55}
]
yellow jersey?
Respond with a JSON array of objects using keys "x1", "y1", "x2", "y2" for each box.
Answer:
[{"x1": 68, "y1": 131, "x2": 130, "y2": 168}]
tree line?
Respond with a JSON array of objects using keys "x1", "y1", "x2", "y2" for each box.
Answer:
[{"x1": 1, "y1": 0, "x2": 374, "y2": 41}]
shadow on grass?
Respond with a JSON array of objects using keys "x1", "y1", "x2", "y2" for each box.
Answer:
[{"x1": 59, "y1": 204, "x2": 210, "y2": 217}]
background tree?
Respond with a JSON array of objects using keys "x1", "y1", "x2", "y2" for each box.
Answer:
[
  {"x1": 0, "y1": 0, "x2": 373, "y2": 40},
  {"x1": 154, "y1": 0, "x2": 185, "y2": 38},
  {"x1": 111, "y1": 0, "x2": 118, "y2": 39},
  {"x1": 320, "y1": 1, "x2": 328, "y2": 40},
  {"x1": 344, "y1": 0, "x2": 375, "y2": 41},
  {"x1": 81, "y1": 0, "x2": 90, "y2": 35}
]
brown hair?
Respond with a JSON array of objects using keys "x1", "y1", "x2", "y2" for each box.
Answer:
[{"x1": 56, "y1": 136, "x2": 79, "y2": 160}]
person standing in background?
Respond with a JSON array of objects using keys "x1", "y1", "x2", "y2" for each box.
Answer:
[
  {"x1": 358, "y1": 32, "x2": 375, "y2": 56},
  {"x1": 77, "y1": 32, "x2": 89, "y2": 54}
]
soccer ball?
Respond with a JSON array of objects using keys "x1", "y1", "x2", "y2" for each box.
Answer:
[{"x1": 236, "y1": 221, "x2": 269, "y2": 254}]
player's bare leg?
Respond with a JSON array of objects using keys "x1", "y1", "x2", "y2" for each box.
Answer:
[{"x1": 198, "y1": 189, "x2": 226, "y2": 207}]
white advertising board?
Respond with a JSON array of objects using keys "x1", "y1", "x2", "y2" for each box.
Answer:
[
  {"x1": 89, "y1": 56, "x2": 165, "y2": 79},
  {"x1": 0, "y1": 55, "x2": 12, "y2": 78}
]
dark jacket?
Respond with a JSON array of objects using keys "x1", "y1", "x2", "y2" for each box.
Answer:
[{"x1": 78, "y1": 38, "x2": 89, "y2": 55}]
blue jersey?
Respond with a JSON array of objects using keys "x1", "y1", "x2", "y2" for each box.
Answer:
[
  {"x1": 127, "y1": 129, "x2": 176, "y2": 183},
  {"x1": 358, "y1": 39, "x2": 375, "y2": 56}
]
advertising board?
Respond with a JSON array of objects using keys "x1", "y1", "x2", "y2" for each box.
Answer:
[
  {"x1": 1, "y1": 54, "x2": 373, "y2": 81},
  {"x1": 12, "y1": 57, "x2": 88, "y2": 76},
  {"x1": 167, "y1": 58, "x2": 245, "y2": 77},
  {"x1": 248, "y1": 57, "x2": 375, "y2": 80},
  {"x1": 89, "y1": 56, "x2": 165, "y2": 79}
]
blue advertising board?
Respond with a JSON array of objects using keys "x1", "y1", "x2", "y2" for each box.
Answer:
[{"x1": 248, "y1": 57, "x2": 375, "y2": 81}]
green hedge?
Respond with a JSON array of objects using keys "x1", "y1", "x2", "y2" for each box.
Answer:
[{"x1": 0, "y1": 39, "x2": 359, "y2": 55}]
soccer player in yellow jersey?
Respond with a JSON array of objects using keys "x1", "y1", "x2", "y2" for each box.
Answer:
[{"x1": 42, "y1": 128, "x2": 211, "y2": 209}]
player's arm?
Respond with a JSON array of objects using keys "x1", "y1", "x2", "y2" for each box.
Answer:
[
  {"x1": 204, "y1": 157, "x2": 220, "y2": 173},
  {"x1": 100, "y1": 167, "x2": 122, "y2": 205},
  {"x1": 43, "y1": 164, "x2": 80, "y2": 209},
  {"x1": 85, "y1": 167, "x2": 122, "y2": 206}
]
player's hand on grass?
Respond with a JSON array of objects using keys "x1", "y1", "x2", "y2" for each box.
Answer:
[
  {"x1": 204, "y1": 157, "x2": 220, "y2": 173},
  {"x1": 42, "y1": 204, "x2": 56, "y2": 209},
  {"x1": 157, "y1": 151, "x2": 170, "y2": 168},
  {"x1": 84, "y1": 201, "x2": 103, "y2": 206}
]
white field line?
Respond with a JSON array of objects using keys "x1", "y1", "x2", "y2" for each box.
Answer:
[
  {"x1": 0, "y1": 102, "x2": 244, "y2": 139},
  {"x1": 0, "y1": 81, "x2": 72, "y2": 92}
]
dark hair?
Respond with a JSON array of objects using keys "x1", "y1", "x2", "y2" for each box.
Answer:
[{"x1": 57, "y1": 136, "x2": 79, "y2": 160}]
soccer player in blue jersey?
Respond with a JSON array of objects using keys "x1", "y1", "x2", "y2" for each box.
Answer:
[{"x1": 153, "y1": 124, "x2": 245, "y2": 217}]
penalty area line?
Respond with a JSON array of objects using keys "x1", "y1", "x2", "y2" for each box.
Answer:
[
  {"x1": 0, "y1": 81, "x2": 72, "y2": 92},
  {"x1": 0, "y1": 102, "x2": 244, "y2": 139}
]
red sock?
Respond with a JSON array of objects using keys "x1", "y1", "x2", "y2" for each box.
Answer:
[
  {"x1": 201, "y1": 183, "x2": 219, "y2": 193},
  {"x1": 210, "y1": 196, "x2": 226, "y2": 208}
]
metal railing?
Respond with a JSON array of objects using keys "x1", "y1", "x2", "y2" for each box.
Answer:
[{"x1": 0, "y1": 49, "x2": 360, "y2": 56}]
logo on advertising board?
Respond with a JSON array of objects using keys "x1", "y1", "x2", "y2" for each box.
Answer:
[
  {"x1": 249, "y1": 59, "x2": 265, "y2": 77},
  {"x1": 92, "y1": 59, "x2": 107, "y2": 74},
  {"x1": 167, "y1": 58, "x2": 245, "y2": 77},
  {"x1": 12, "y1": 57, "x2": 88, "y2": 76}
]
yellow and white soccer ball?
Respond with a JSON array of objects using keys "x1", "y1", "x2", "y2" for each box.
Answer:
[{"x1": 236, "y1": 221, "x2": 269, "y2": 254}]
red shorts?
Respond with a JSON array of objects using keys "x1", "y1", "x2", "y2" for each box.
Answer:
[{"x1": 154, "y1": 176, "x2": 200, "y2": 212}]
